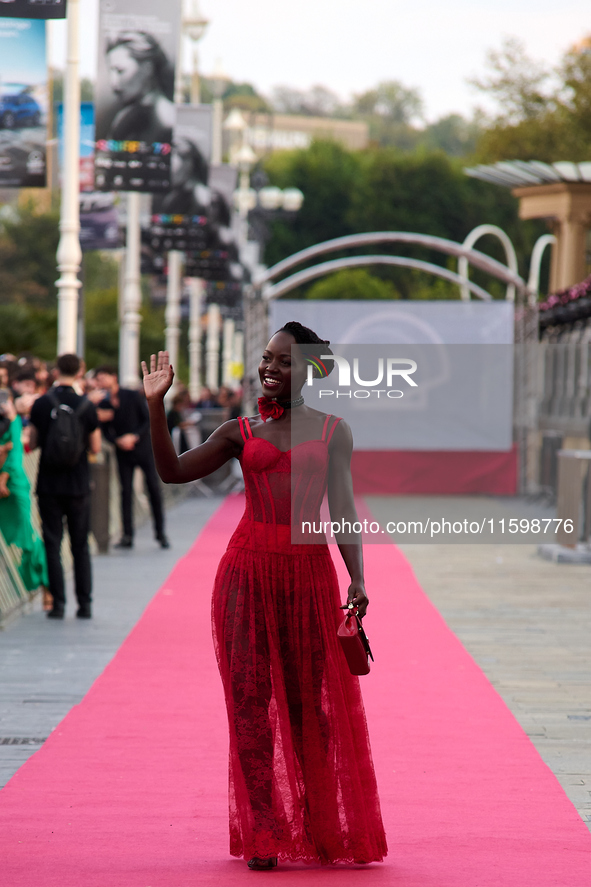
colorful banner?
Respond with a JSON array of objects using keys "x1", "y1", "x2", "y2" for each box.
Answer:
[
  {"x1": 0, "y1": 17, "x2": 47, "y2": 187},
  {"x1": 57, "y1": 101, "x2": 95, "y2": 191},
  {"x1": 94, "y1": 0, "x2": 182, "y2": 192},
  {"x1": 0, "y1": 1, "x2": 66, "y2": 20},
  {"x1": 79, "y1": 192, "x2": 122, "y2": 251},
  {"x1": 149, "y1": 103, "x2": 212, "y2": 249}
]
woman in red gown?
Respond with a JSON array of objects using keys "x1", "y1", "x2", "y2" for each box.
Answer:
[{"x1": 143, "y1": 321, "x2": 387, "y2": 869}]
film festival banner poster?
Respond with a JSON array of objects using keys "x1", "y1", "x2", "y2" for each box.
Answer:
[
  {"x1": 144, "y1": 104, "x2": 242, "y2": 282},
  {"x1": 94, "y1": 0, "x2": 182, "y2": 193},
  {"x1": 57, "y1": 101, "x2": 121, "y2": 250},
  {"x1": 184, "y1": 162, "x2": 242, "y2": 280},
  {"x1": 58, "y1": 101, "x2": 96, "y2": 191},
  {"x1": 145, "y1": 159, "x2": 240, "y2": 280},
  {"x1": 0, "y1": 0, "x2": 66, "y2": 19},
  {"x1": 0, "y1": 17, "x2": 47, "y2": 187},
  {"x1": 149, "y1": 104, "x2": 213, "y2": 252}
]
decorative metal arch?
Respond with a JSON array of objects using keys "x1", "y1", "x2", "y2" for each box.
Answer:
[
  {"x1": 528, "y1": 234, "x2": 557, "y2": 301},
  {"x1": 263, "y1": 254, "x2": 493, "y2": 302},
  {"x1": 458, "y1": 225, "x2": 519, "y2": 302},
  {"x1": 254, "y1": 231, "x2": 530, "y2": 297}
]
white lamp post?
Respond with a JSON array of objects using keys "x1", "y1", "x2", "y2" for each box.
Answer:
[
  {"x1": 55, "y1": 0, "x2": 81, "y2": 356},
  {"x1": 164, "y1": 250, "x2": 183, "y2": 374},
  {"x1": 188, "y1": 277, "x2": 204, "y2": 400},
  {"x1": 205, "y1": 302, "x2": 221, "y2": 391},
  {"x1": 119, "y1": 192, "x2": 143, "y2": 387},
  {"x1": 222, "y1": 317, "x2": 235, "y2": 387},
  {"x1": 184, "y1": 0, "x2": 209, "y2": 104},
  {"x1": 210, "y1": 59, "x2": 229, "y2": 164},
  {"x1": 181, "y1": 1, "x2": 209, "y2": 400}
]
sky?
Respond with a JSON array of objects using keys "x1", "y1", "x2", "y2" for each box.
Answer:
[
  {"x1": 50, "y1": 0, "x2": 590, "y2": 122},
  {"x1": 1, "y1": 18, "x2": 46, "y2": 86}
]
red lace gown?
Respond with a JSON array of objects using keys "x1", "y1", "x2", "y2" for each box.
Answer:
[{"x1": 211, "y1": 414, "x2": 387, "y2": 865}]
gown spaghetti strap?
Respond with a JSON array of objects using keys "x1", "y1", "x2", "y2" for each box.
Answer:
[{"x1": 211, "y1": 415, "x2": 387, "y2": 865}]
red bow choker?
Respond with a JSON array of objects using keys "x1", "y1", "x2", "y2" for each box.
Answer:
[{"x1": 257, "y1": 395, "x2": 304, "y2": 422}]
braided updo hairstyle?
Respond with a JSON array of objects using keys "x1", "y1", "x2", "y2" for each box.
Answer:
[{"x1": 277, "y1": 321, "x2": 334, "y2": 378}]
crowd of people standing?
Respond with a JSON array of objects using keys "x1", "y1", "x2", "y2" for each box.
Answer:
[{"x1": 0, "y1": 349, "x2": 241, "y2": 620}]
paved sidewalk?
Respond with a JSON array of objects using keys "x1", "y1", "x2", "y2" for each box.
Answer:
[
  {"x1": 0, "y1": 495, "x2": 222, "y2": 788},
  {"x1": 391, "y1": 536, "x2": 591, "y2": 830}
]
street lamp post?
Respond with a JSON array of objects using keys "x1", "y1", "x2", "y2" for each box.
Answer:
[
  {"x1": 188, "y1": 277, "x2": 204, "y2": 400},
  {"x1": 178, "y1": 0, "x2": 209, "y2": 397},
  {"x1": 184, "y1": 0, "x2": 209, "y2": 103},
  {"x1": 55, "y1": 0, "x2": 81, "y2": 356},
  {"x1": 210, "y1": 59, "x2": 229, "y2": 164},
  {"x1": 119, "y1": 192, "x2": 143, "y2": 387}
]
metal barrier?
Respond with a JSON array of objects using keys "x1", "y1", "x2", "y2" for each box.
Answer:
[
  {"x1": 555, "y1": 449, "x2": 591, "y2": 546},
  {"x1": 0, "y1": 529, "x2": 30, "y2": 628}
]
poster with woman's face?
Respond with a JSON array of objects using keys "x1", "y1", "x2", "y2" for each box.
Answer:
[{"x1": 94, "y1": 0, "x2": 181, "y2": 193}]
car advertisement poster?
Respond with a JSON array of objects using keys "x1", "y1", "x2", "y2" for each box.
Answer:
[
  {"x1": 94, "y1": 0, "x2": 182, "y2": 193},
  {"x1": 0, "y1": 0, "x2": 66, "y2": 19},
  {"x1": 0, "y1": 17, "x2": 47, "y2": 187}
]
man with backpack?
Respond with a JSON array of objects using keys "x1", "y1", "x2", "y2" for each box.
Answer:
[{"x1": 29, "y1": 354, "x2": 101, "y2": 620}]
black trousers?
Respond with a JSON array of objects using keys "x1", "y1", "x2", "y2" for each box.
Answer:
[
  {"x1": 116, "y1": 449, "x2": 164, "y2": 539},
  {"x1": 37, "y1": 494, "x2": 92, "y2": 609}
]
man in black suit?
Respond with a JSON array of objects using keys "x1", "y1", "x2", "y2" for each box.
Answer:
[
  {"x1": 29, "y1": 353, "x2": 102, "y2": 619},
  {"x1": 93, "y1": 366, "x2": 169, "y2": 549}
]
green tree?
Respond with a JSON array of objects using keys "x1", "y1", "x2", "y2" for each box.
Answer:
[
  {"x1": 0, "y1": 304, "x2": 57, "y2": 359},
  {"x1": 264, "y1": 140, "x2": 545, "y2": 298},
  {"x1": 0, "y1": 205, "x2": 59, "y2": 307},
  {"x1": 352, "y1": 80, "x2": 424, "y2": 149},
  {"x1": 305, "y1": 268, "x2": 399, "y2": 300},
  {"x1": 264, "y1": 140, "x2": 360, "y2": 267},
  {"x1": 83, "y1": 252, "x2": 188, "y2": 379},
  {"x1": 472, "y1": 36, "x2": 591, "y2": 162}
]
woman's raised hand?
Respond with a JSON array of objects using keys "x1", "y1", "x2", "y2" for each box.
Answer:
[{"x1": 141, "y1": 351, "x2": 174, "y2": 401}]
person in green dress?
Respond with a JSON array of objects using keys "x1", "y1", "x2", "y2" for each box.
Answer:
[{"x1": 0, "y1": 393, "x2": 48, "y2": 593}]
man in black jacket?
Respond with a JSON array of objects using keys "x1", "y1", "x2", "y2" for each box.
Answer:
[
  {"x1": 30, "y1": 354, "x2": 101, "y2": 619},
  {"x1": 93, "y1": 366, "x2": 169, "y2": 549}
]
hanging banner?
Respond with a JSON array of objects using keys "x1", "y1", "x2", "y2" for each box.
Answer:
[
  {"x1": 94, "y1": 0, "x2": 182, "y2": 192},
  {"x1": 183, "y1": 162, "x2": 242, "y2": 281},
  {"x1": 0, "y1": 1, "x2": 66, "y2": 19},
  {"x1": 57, "y1": 101, "x2": 95, "y2": 191},
  {"x1": 0, "y1": 18, "x2": 47, "y2": 187},
  {"x1": 149, "y1": 103, "x2": 212, "y2": 249},
  {"x1": 79, "y1": 192, "x2": 122, "y2": 251}
]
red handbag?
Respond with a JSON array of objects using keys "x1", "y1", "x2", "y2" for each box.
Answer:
[{"x1": 337, "y1": 605, "x2": 374, "y2": 675}]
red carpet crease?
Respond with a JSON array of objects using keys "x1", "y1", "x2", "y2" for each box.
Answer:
[{"x1": 0, "y1": 493, "x2": 589, "y2": 885}]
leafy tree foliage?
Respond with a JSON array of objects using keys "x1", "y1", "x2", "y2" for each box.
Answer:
[
  {"x1": 264, "y1": 139, "x2": 544, "y2": 297},
  {"x1": 0, "y1": 304, "x2": 57, "y2": 359},
  {"x1": 270, "y1": 85, "x2": 346, "y2": 117},
  {"x1": 473, "y1": 36, "x2": 591, "y2": 162},
  {"x1": 0, "y1": 205, "x2": 59, "y2": 307},
  {"x1": 306, "y1": 268, "x2": 399, "y2": 300}
]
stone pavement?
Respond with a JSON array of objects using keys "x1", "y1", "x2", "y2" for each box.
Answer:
[
  {"x1": 367, "y1": 497, "x2": 591, "y2": 831},
  {"x1": 0, "y1": 495, "x2": 222, "y2": 789}
]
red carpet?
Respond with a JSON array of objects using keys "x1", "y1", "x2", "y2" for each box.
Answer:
[{"x1": 1, "y1": 494, "x2": 589, "y2": 886}]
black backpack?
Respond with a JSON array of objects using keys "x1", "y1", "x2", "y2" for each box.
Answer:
[{"x1": 44, "y1": 391, "x2": 90, "y2": 468}]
